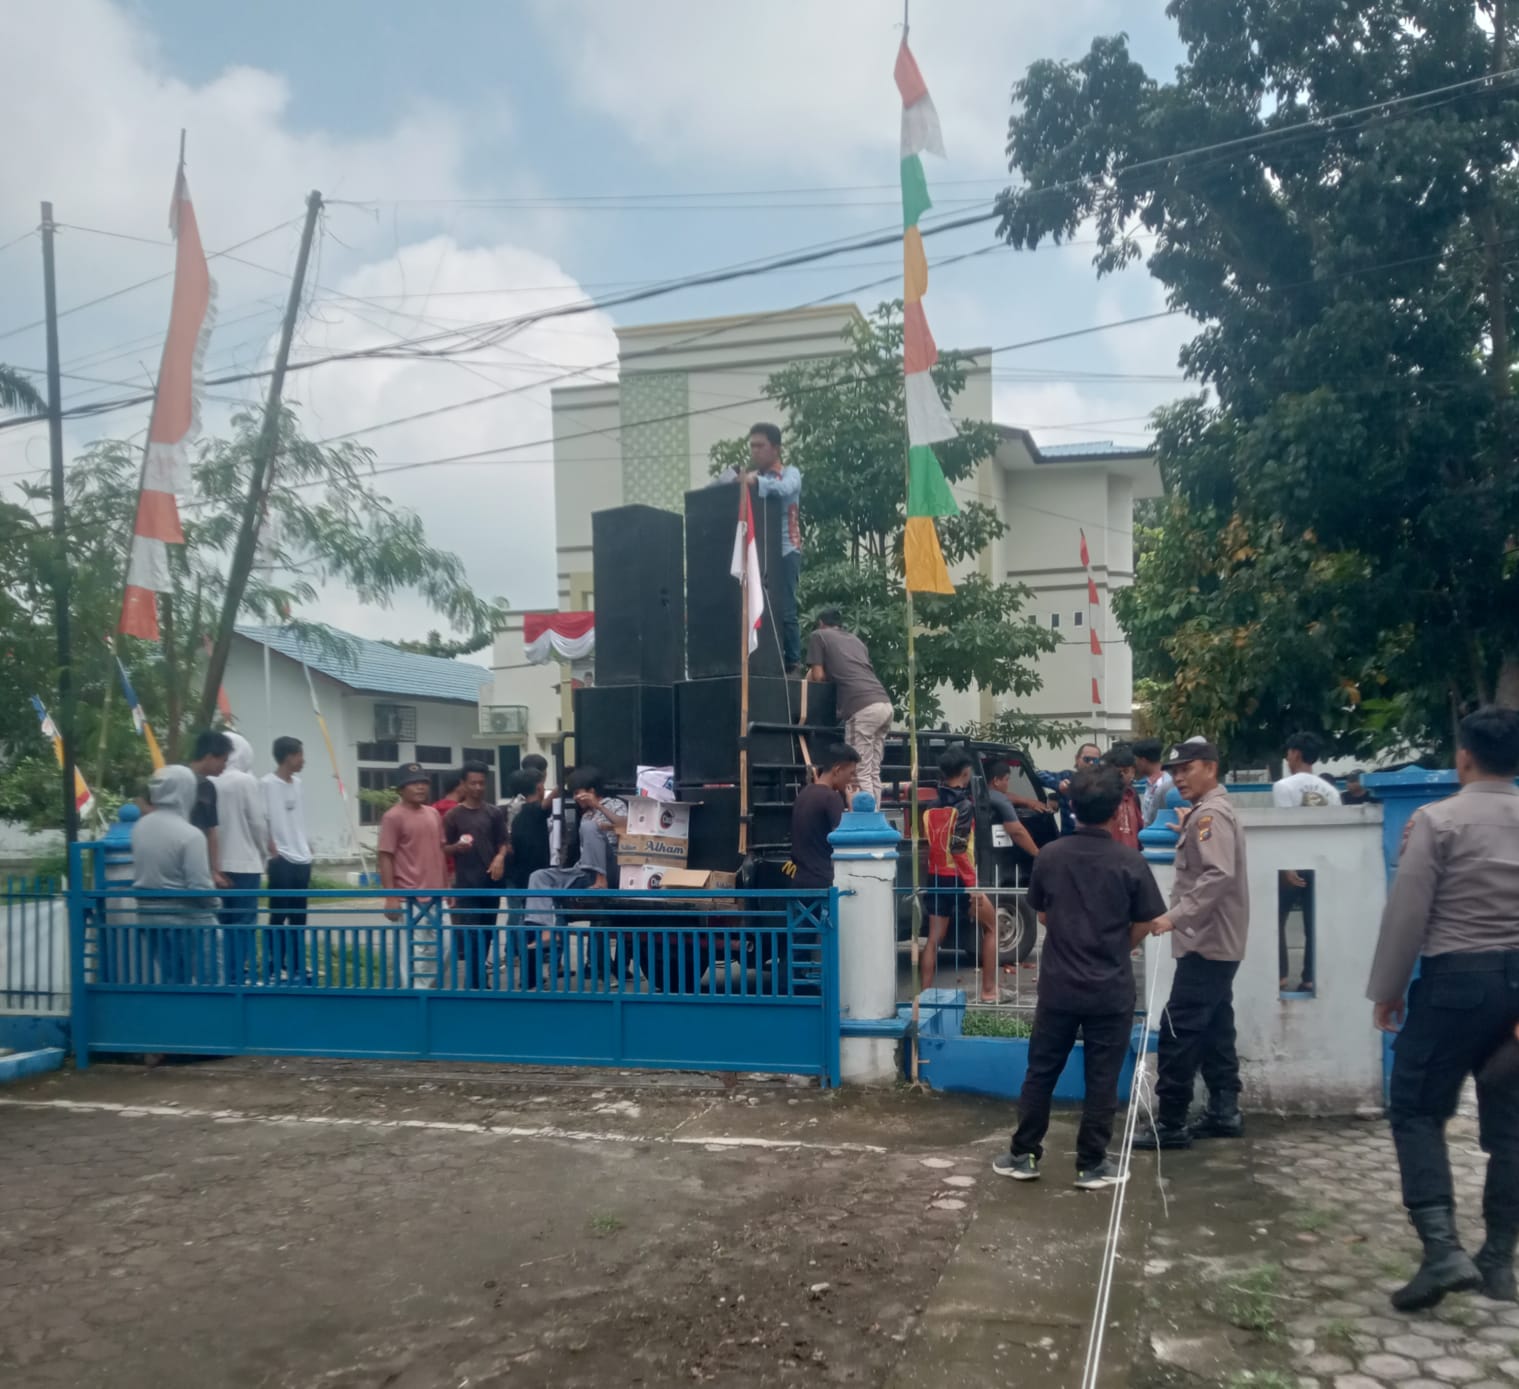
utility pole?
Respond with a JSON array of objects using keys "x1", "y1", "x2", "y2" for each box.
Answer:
[
  {"x1": 41, "y1": 201, "x2": 78, "y2": 847},
  {"x1": 196, "y1": 189, "x2": 322, "y2": 730}
]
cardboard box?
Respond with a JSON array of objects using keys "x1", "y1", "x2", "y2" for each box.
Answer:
[
  {"x1": 626, "y1": 796, "x2": 693, "y2": 840},
  {"x1": 620, "y1": 863, "x2": 674, "y2": 891},
  {"x1": 658, "y1": 867, "x2": 738, "y2": 912},
  {"x1": 618, "y1": 833, "x2": 690, "y2": 868}
]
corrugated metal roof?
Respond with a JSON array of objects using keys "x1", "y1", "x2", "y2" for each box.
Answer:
[
  {"x1": 1038, "y1": 440, "x2": 1150, "y2": 459},
  {"x1": 236, "y1": 626, "x2": 492, "y2": 705}
]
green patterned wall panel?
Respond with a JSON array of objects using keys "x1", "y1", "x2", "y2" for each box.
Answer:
[{"x1": 620, "y1": 372, "x2": 690, "y2": 512}]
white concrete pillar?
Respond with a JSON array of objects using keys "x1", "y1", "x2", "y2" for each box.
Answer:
[{"x1": 830, "y1": 794, "x2": 902, "y2": 1084}]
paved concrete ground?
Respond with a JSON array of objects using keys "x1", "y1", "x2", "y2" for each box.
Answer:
[{"x1": 0, "y1": 1059, "x2": 1511, "y2": 1388}]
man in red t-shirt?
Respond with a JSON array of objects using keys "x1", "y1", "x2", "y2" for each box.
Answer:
[
  {"x1": 432, "y1": 772, "x2": 464, "y2": 884},
  {"x1": 1101, "y1": 744, "x2": 1145, "y2": 851},
  {"x1": 379, "y1": 763, "x2": 448, "y2": 923}
]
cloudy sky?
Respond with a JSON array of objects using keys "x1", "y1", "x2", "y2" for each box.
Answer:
[{"x1": 0, "y1": 0, "x2": 1192, "y2": 642}]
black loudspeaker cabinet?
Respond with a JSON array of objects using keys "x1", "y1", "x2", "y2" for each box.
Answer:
[
  {"x1": 676, "y1": 677, "x2": 839, "y2": 785},
  {"x1": 572, "y1": 684, "x2": 674, "y2": 786},
  {"x1": 684, "y1": 482, "x2": 785, "y2": 679},
  {"x1": 591, "y1": 504, "x2": 685, "y2": 686},
  {"x1": 681, "y1": 785, "x2": 794, "y2": 872}
]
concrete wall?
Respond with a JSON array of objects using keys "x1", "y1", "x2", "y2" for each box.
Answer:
[{"x1": 1145, "y1": 803, "x2": 1388, "y2": 1114}]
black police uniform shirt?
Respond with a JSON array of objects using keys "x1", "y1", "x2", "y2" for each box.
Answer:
[{"x1": 790, "y1": 783, "x2": 846, "y2": 889}]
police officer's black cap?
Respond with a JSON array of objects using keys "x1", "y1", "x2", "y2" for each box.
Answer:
[
  {"x1": 1163, "y1": 737, "x2": 1220, "y2": 768},
  {"x1": 393, "y1": 762, "x2": 429, "y2": 788}
]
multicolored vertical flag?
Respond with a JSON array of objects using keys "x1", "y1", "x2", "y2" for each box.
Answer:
[
  {"x1": 113, "y1": 654, "x2": 166, "y2": 770},
  {"x1": 30, "y1": 696, "x2": 95, "y2": 819},
  {"x1": 119, "y1": 154, "x2": 216, "y2": 641},
  {"x1": 730, "y1": 485, "x2": 765, "y2": 653},
  {"x1": 1081, "y1": 529, "x2": 1103, "y2": 710},
  {"x1": 898, "y1": 35, "x2": 959, "y2": 596}
]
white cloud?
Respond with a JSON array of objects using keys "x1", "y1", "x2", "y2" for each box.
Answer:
[
  {"x1": 0, "y1": 0, "x2": 610, "y2": 646},
  {"x1": 530, "y1": 0, "x2": 1113, "y2": 179}
]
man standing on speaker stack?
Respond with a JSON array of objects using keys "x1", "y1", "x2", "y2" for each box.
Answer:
[
  {"x1": 742, "y1": 422, "x2": 802, "y2": 672},
  {"x1": 807, "y1": 609, "x2": 894, "y2": 810}
]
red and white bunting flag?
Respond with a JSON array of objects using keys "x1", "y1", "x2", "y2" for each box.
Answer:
[
  {"x1": 119, "y1": 160, "x2": 216, "y2": 640},
  {"x1": 1080, "y1": 528, "x2": 1103, "y2": 709},
  {"x1": 730, "y1": 486, "x2": 765, "y2": 653}
]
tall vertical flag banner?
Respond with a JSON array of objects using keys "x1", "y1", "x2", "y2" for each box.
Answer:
[
  {"x1": 200, "y1": 634, "x2": 235, "y2": 724},
  {"x1": 113, "y1": 655, "x2": 166, "y2": 770},
  {"x1": 119, "y1": 155, "x2": 216, "y2": 640},
  {"x1": 730, "y1": 484, "x2": 765, "y2": 652},
  {"x1": 898, "y1": 36, "x2": 958, "y2": 595},
  {"x1": 1081, "y1": 529, "x2": 1103, "y2": 711},
  {"x1": 31, "y1": 696, "x2": 95, "y2": 818}
]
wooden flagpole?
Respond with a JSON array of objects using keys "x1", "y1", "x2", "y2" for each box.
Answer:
[{"x1": 737, "y1": 479, "x2": 751, "y2": 857}]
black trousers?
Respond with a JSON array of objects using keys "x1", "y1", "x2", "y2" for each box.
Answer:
[
  {"x1": 451, "y1": 897, "x2": 501, "y2": 989},
  {"x1": 1156, "y1": 954, "x2": 1241, "y2": 1128},
  {"x1": 1278, "y1": 871, "x2": 1315, "y2": 986},
  {"x1": 1389, "y1": 951, "x2": 1519, "y2": 1225},
  {"x1": 266, "y1": 857, "x2": 312, "y2": 980},
  {"x1": 1011, "y1": 1005, "x2": 1133, "y2": 1171}
]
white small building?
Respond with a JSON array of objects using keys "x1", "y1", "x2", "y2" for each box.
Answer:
[
  {"x1": 227, "y1": 627, "x2": 497, "y2": 862},
  {"x1": 488, "y1": 304, "x2": 1161, "y2": 767}
]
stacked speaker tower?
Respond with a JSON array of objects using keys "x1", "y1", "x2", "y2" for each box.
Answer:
[{"x1": 572, "y1": 484, "x2": 840, "y2": 873}]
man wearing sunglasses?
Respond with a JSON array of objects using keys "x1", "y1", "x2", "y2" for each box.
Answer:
[{"x1": 1038, "y1": 741, "x2": 1102, "y2": 836}]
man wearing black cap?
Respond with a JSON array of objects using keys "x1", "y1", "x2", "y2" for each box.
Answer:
[{"x1": 1134, "y1": 736, "x2": 1250, "y2": 1151}]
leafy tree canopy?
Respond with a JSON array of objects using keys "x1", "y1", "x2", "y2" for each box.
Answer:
[
  {"x1": 1001, "y1": 1, "x2": 1519, "y2": 759},
  {"x1": 2, "y1": 405, "x2": 507, "y2": 826}
]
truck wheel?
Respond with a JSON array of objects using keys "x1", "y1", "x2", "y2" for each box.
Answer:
[{"x1": 997, "y1": 898, "x2": 1038, "y2": 966}]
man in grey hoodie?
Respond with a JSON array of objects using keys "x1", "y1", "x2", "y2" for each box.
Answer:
[
  {"x1": 212, "y1": 732, "x2": 269, "y2": 984},
  {"x1": 133, "y1": 765, "x2": 218, "y2": 983}
]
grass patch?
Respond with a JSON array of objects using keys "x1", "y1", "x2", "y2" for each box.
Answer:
[
  {"x1": 1320, "y1": 1317, "x2": 1356, "y2": 1346},
  {"x1": 1291, "y1": 1207, "x2": 1334, "y2": 1232},
  {"x1": 1226, "y1": 1374, "x2": 1297, "y2": 1389},
  {"x1": 1438, "y1": 1302, "x2": 1480, "y2": 1328},
  {"x1": 589, "y1": 1214, "x2": 624, "y2": 1237},
  {"x1": 1219, "y1": 1264, "x2": 1285, "y2": 1337},
  {"x1": 961, "y1": 1010, "x2": 1034, "y2": 1039}
]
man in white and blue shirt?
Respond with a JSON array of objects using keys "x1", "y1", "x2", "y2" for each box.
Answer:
[{"x1": 745, "y1": 422, "x2": 803, "y2": 671}]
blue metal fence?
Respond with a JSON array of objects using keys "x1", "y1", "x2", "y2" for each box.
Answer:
[
  {"x1": 67, "y1": 844, "x2": 840, "y2": 1085},
  {"x1": 1, "y1": 875, "x2": 66, "y2": 1014}
]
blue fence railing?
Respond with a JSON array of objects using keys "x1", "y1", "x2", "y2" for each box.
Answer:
[
  {"x1": 1, "y1": 875, "x2": 65, "y2": 1014},
  {"x1": 67, "y1": 844, "x2": 841, "y2": 1084}
]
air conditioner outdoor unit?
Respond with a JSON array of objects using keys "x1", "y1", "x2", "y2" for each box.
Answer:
[{"x1": 479, "y1": 705, "x2": 528, "y2": 737}]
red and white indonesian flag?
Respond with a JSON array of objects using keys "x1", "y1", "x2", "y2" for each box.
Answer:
[
  {"x1": 119, "y1": 161, "x2": 216, "y2": 641},
  {"x1": 523, "y1": 611, "x2": 595, "y2": 664},
  {"x1": 730, "y1": 485, "x2": 765, "y2": 653}
]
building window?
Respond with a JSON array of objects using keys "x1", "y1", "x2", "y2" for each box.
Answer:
[
  {"x1": 415, "y1": 744, "x2": 453, "y2": 765},
  {"x1": 374, "y1": 703, "x2": 417, "y2": 742},
  {"x1": 462, "y1": 747, "x2": 495, "y2": 765},
  {"x1": 358, "y1": 766, "x2": 392, "y2": 826},
  {"x1": 1050, "y1": 613, "x2": 1061, "y2": 629},
  {"x1": 1074, "y1": 611, "x2": 1084, "y2": 627},
  {"x1": 356, "y1": 741, "x2": 398, "y2": 764}
]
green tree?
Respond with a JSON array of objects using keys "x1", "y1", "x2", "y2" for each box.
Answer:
[
  {"x1": 0, "y1": 366, "x2": 44, "y2": 416},
  {"x1": 0, "y1": 405, "x2": 507, "y2": 826},
  {"x1": 711, "y1": 303, "x2": 1070, "y2": 740},
  {"x1": 999, "y1": 2, "x2": 1519, "y2": 758}
]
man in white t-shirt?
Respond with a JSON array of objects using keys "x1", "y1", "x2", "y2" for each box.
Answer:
[
  {"x1": 1272, "y1": 731, "x2": 1341, "y2": 992},
  {"x1": 261, "y1": 736, "x2": 314, "y2": 982}
]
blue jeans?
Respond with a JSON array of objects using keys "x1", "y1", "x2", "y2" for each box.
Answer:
[
  {"x1": 780, "y1": 549, "x2": 801, "y2": 668},
  {"x1": 220, "y1": 872, "x2": 262, "y2": 984}
]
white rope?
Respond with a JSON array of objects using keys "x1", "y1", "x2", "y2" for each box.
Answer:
[{"x1": 1079, "y1": 951, "x2": 1166, "y2": 1389}]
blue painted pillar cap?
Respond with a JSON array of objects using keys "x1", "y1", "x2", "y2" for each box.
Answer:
[
  {"x1": 829, "y1": 793, "x2": 902, "y2": 853},
  {"x1": 1140, "y1": 786, "x2": 1189, "y2": 864},
  {"x1": 100, "y1": 802, "x2": 140, "y2": 861}
]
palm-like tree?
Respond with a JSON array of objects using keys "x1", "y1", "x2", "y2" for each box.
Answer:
[{"x1": 0, "y1": 365, "x2": 44, "y2": 415}]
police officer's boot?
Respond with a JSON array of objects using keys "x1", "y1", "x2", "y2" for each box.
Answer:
[
  {"x1": 1131, "y1": 1118, "x2": 1193, "y2": 1151},
  {"x1": 1475, "y1": 1225, "x2": 1518, "y2": 1302},
  {"x1": 1189, "y1": 1094, "x2": 1244, "y2": 1140},
  {"x1": 1390, "y1": 1206, "x2": 1482, "y2": 1312}
]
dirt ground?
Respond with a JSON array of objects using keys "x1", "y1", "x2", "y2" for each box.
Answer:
[{"x1": 0, "y1": 1058, "x2": 1005, "y2": 1389}]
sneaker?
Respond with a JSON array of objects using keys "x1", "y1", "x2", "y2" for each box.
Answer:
[
  {"x1": 993, "y1": 1152, "x2": 1040, "y2": 1181},
  {"x1": 1075, "y1": 1159, "x2": 1127, "y2": 1191}
]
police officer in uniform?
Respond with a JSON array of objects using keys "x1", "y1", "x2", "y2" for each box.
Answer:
[
  {"x1": 1368, "y1": 705, "x2": 1519, "y2": 1312},
  {"x1": 1134, "y1": 737, "x2": 1250, "y2": 1151}
]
